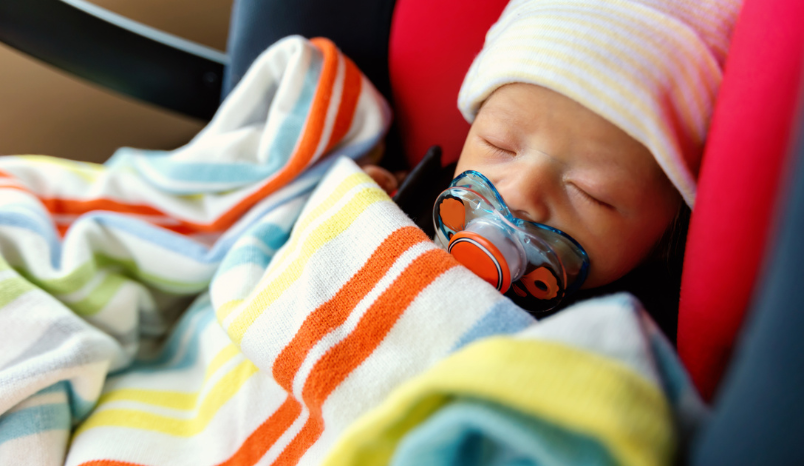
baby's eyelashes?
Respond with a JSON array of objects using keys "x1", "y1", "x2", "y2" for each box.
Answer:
[
  {"x1": 481, "y1": 138, "x2": 516, "y2": 158},
  {"x1": 566, "y1": 182, "x2": 616, "y2": 212}
]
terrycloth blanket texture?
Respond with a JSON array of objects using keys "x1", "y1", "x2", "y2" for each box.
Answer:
[{"x1": 0, "y1": 36, "x2": 704, "y2": 466}]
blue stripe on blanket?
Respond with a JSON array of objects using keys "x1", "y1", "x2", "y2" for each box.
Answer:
[
  {"x1": 217, "y1": 223, "x2": 291, "y2": 274},
  {"x1": 133, "y1": 160, "x2": 283, "y2": 187},
  {"x1": 103, "y1": 147, "x2": 161, "y2": 168},
  {"x1": 35, "y1": 382, "x2": 94, "y2": 422},
  {"x1": 389, "y1": 399, "x2": 617, "y2": 466},
  {"x1": 77, "y1": 172, "x2": 316, "y2": 267},
  {"x1": 30, "y1": 381, "x2": 95, "y2": 425},
  {"x1": 0, "y1": 209, "x2": 61, "y2": 267},
  {"x1": 263, "y1": 49, "x2": 323, "y2": 174},
  {"x1": 123, "y1": 50, "x2": 323, "y2": 191},
  {"x1": 90, "y1": 213, "x2": 213, "y2": 261},
  {"x1": 327, "y1": 134, "x2": 387, "y2": 161},
  {"x1": 0, "y1": 383, "x2": 70, "y2": 445},
  {"x1": 64, "y1": 386, "x2": 96, "y2": 423},
  {"x1": 35, "y1": 384, "x2": 65, "y2": 396},
  {"x1": 114, "y1": 295, "x2": 214, "y2": 375},
  {"x1": 251, "y1": 222, "x2": 293, "y2": 250},
  {"x1": 0, "y1": 404, "x2": 70, "y2": 445},
  {"x1": 218, "y1": 244, "x2": 273, "y2": 272},
  {"x1": 208, "y1": 169, "x2": 317, "y2": 251},
  {"x1": 451, "y1": 300, "x2": 535, "y2": 352}
]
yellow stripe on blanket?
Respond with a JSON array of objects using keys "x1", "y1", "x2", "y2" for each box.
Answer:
[
  {"x1": 214, "y1": 171, "x2": 375, "y2": 323},
  {"x1": 16, "y1": 155, "x2": 104, "y2": 183},
  {"x1": 323, "y1": 337, "x2": 674, "y2": 466},
  {"x1": 73, "y1": 358, "x2": 259, "y2": 438},
  {"x1": 225, "y1": 176, "x2": 389, "y2": 344},
  {"x1": 94, "y1": 344, "x2": 241, "y2": 410},
  {"x1": 276, "y1": 172, "x2": 374, "y2": 264}
]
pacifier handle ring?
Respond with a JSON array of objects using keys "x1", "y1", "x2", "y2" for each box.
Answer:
[{"x1": 448, "y1": 231, "x2": 513, "y2": 293}]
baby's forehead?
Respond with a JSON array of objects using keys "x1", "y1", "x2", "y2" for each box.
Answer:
[
  {"x1": 478, "y1": 84, "x2": 616, "y2": 133},
  {"x1": 476, "y1": 86, "x2": 667, "y2": 194},
  {"x1": 478, "y1": 85, "x2": 649, "y2": 157}
]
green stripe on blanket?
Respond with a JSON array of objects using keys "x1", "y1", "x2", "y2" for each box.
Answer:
[{"x1": 0, "y1": 275, "x2": 36, "y2": 309}]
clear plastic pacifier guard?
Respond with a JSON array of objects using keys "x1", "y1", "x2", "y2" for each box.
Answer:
[{"x1": 433, "y1": 171, "x2": 590, "y2": 314}]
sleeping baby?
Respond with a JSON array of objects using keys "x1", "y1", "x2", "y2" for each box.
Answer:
[{"x1": 365, "y1": 0, "x2": 743, "y2": 329}]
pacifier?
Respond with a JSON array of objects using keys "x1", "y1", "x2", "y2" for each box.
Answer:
[{"x1": 433, "y1": 170, "x2": 589, "y2": 314}]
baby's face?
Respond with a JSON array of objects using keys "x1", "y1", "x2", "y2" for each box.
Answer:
[{"x1": 455, "y1": 83, "x2": 681, "y2": 288}]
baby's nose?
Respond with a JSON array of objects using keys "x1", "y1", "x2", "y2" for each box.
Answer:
[
  {"x1": 495, "y1": 169, "x2": 554, "y2": 224},
  {"x1": 510, "y1": 207, "x2": 538, "y2": 223}
]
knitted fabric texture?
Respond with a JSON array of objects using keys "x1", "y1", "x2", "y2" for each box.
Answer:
[{"x1": 458, "y1": 0, "x2": 743, "y2": 206}]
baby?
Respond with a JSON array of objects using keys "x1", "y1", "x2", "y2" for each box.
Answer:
[{"x1": 367, "y1": 0, "x2": 742, "y2": 326}]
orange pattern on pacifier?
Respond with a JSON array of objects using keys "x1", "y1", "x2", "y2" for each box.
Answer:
[
  {"x1": 520, "y1": 267, "x2": 561, "y2": 300},
  {"x1": 437, "y1": 195, "x2": 466, "y2": 232}
]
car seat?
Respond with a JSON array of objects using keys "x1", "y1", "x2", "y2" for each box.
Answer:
[
  {"x1": 2, "y1": 0, "x2": 803, "y2": 459},
  {"x1": 225, "y1": 0, "x2": 804, "y2": 405}
]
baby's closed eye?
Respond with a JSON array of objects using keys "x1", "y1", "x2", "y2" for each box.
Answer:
[
  {"x1": 566, "y1": 182, "x2": 612, "y2": 210},
  {"x1": 481, "y1": 138, "x2": 516, "y2": 157}
]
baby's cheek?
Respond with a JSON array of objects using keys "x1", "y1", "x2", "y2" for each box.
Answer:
[
  {"x1": 576, "y1": 224, "x2": 636, "y2": 288},
  {"x1": 584, "y1": 225, "x2": 662, "y2": 288}
]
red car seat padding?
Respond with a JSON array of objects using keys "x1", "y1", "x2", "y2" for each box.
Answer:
[
  {"x1": 678, "y1": 0, "x2": 804, "y2": 401},
  {"x1": 388, "y1": 0, "x2": 510, "y2": 168}
]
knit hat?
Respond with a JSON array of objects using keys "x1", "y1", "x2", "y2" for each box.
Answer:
[{"x1": 458, "y1": 0, "x2": 743, "y2": 207}]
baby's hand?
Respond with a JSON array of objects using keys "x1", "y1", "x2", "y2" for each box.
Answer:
[{"x1": 362, "y1": 164, "x2": 406, "y2": 196}]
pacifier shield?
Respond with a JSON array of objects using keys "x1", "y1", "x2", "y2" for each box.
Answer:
[{"x1": 448, "y1": 231, "x2": 512, "y2": 292}]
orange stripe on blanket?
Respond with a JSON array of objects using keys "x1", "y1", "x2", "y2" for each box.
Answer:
[
  {"x1": 211, "y1": 227, "x2": 428, "y2": 465},
  {"x1": 39, "y1": 198, "x2": 167, "y2": 218},
  {"x1": 275, "y1": 248, "x2": 458, "y2": 465},
  {"x1": 201, "y1": 37, "x2": 342, "y2": 235},
  {"x1": 215, "y1": 396, "x2": 302, "y2": 466},
  {"x1": 77, "y1": 460, "x2": 145, "y2": 465},
  {"x1": 76, "y1": 399, "x2": 304, "y2": 466},
  {"x1": 0, "y1": 185, "x2": 32, "y2": 195},
  {"x1": 273, "y1": 226, "x2": 429, "y2": 392},
  {"x1": 14, "y1": 38, "x2": 353, "y2": 237},
  {"x1": 56, "y1": 223, "x2": 70, "y2": 237},
  {"x1": 211, "y1": 246, "x2": 455, "y2": 466},
  {"x1": 52, "y1": 217, "x2": 197, "y2": 237},
  {"x1": 323, "y1": 54, "x2": 362, "y2": 154},
  {"x1": 35, "y1": 197, "x2": 182, "y2": 238}
]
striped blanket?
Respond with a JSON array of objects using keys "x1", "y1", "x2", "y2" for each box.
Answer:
[{"x1": 0, "y1": 36, "x2": 705, "y2": 466}]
